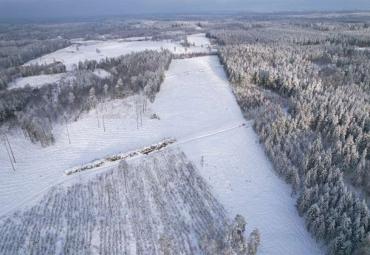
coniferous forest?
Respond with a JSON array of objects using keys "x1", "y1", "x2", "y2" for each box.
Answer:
[{"x1": 210, "y1": 17, "x2": 370, "y2": 254}]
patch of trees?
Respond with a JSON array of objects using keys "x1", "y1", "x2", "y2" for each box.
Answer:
[
  {"x1": 78, "y1": 49, "x2": 172, "y2": 101},
  {"x1": 0, "y1": 39, "x2": 70, "y2": 70},
  {"x1": 0, "y1": 38, "x2": 70, "y2": 90},
  {"x1": 297, "y1": 138, "x2": 369, "y2": 254},
  {"x1": 17, "y1": 62, "x2": 66, "y2": 77},
  {"x1": 0, "y1": 50, "x2": 172, "y2": 146},
  {"x1": 215, "y1": 21, "x2": 370, "y2": 254},
  {"x1": 0, "y1": 62, "x2": 66, "y2": 90}
]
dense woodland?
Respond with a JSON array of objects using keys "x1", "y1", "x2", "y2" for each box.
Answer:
[{"x1": 210, "y1": 18, "x2": 370, "y2": 254}]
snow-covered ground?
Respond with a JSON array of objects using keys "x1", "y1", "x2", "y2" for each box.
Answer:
[
  {"x1": 187, "y1": 33, "x2": 211, "y2": 47},
  {"x1": 1, "y1": 55, "x2": 322, "y2": 254},
  {"x1": 356, "y1": 46, "x2": 370, "y2": 52},
  {"x1": 93, "y1": 68, "x2": 111, "y2": 79},
  {"x1": 8, "y1": 73, "x2": 66, "y2": 89},
  {"x1": 0, "y1": 149, "x2": 230, "y2": 254},
  {"x1": 179, "y1": 127, "x2": 320, "y2": 254},
  {"x1": 26, "y1": 34, "x2": 212, "y2": 71},
  {"x1": 7, "y1": 69, "x2": 110, "y2": 90}
]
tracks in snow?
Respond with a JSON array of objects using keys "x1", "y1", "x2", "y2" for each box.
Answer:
[{"x1": 65, "y1": 122, "x2": 249, "y2": 176}]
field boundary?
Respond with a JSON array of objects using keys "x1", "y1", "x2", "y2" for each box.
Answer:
[{"x1": 65, "y1": 138, "x2": 176, "y2": 175}]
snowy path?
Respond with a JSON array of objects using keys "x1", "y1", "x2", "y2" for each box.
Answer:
[
  {"x1": 0, "y1": 55, "x2": 322, "y2": 254},
  {"x1": 158, "y1": 56, "x2": 323, "y2": 254}
]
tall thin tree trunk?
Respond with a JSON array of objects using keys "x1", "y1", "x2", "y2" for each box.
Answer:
[
  {"x1": 22, "y1": 129, "x2": 28, "y2": 140},
  {"x1": 40, "y1": 126, "x2": 47, "y2": 146},
  {"x1": 3, "y1": 139, "x2": 15, "y2": 171},
  {"x1": 96, "y1": 109, "x2": 100, "y2": 128},
  {"x1": 142, "y1": 96, "x2": 146, "y2": 113},
  {"x1": 102, "y1": 115, "x2": 106, "y2": 132},
  {"x1": 4, "y1": 134, "x2": 16, "y2": 163},
  {"x1": 65, "y1": 117, "x2": 71, "y2": 144},
  {"x1": 140, "y1": 104, "x2": 143, "y2": 127},
  {"x1": 135, "y1": 97, "x2": 139, "y2": 130}
]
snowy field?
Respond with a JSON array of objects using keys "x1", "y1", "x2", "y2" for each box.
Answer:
[
  {"x1": 0, "y1": 150, "x2": 231, "y2": 254},
  {"x1": 7, "y1": 69, "x2": 109, "y2": 90},
  {"x1": 8, "y1": 73, "x2": 66, "y2": 89},
  {"x1": 26, "y1": 34, "x2": 212, "y2": 71},
  {"x1": 187, "y1": 33, "x2": 211, "y2": 47},
  {"x1": 1, "y1": 55, "x2": 322, "y2": 254}
]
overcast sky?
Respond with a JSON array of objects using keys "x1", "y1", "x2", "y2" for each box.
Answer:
[{"x1": 0, "y1": 0, "x2": 370, "y2": 20}]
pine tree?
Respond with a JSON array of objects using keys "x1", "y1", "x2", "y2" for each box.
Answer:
[{"x1": 247, "y1": 229, "x2": 261, "y2": 255}]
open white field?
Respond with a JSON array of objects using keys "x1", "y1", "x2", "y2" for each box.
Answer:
[
  {"x1": 26, "y1": 34, "x2": 212, "y2": 71},
  {"x1": 0, "y1": 55, "x2": 322, "y2": 254},
  {"x1": 8, "y1": 69, "x2": 110, "y2": 90},
  {"x1": 8, "y1": 73, "x2": 66, "y2": 89},
  {"x1": 187, "y1": 33, "x2": 211, "y2": 47}
]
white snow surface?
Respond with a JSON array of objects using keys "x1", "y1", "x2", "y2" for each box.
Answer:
[
  {"x1": 7, "y1": 69, "x2": 109, "y2": 90},
  {"x1": 93, "y1": 68, "x2": 111, "y2": 79},
  {"x1": 187, "y1": 33, "x2": 211, "y2": 47},
  {"x1": 356, "y1": 46, "x2": 370, "y2": 52},
  {"x1": 0, "y1": 55, "x2": 322, "y2": 254},
  {"x1": 26, "y1": 34, "x2": 211, "y2": 71},
  {"x1": 8, "y1": 73, "x2": 66, "y2": 89}
]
